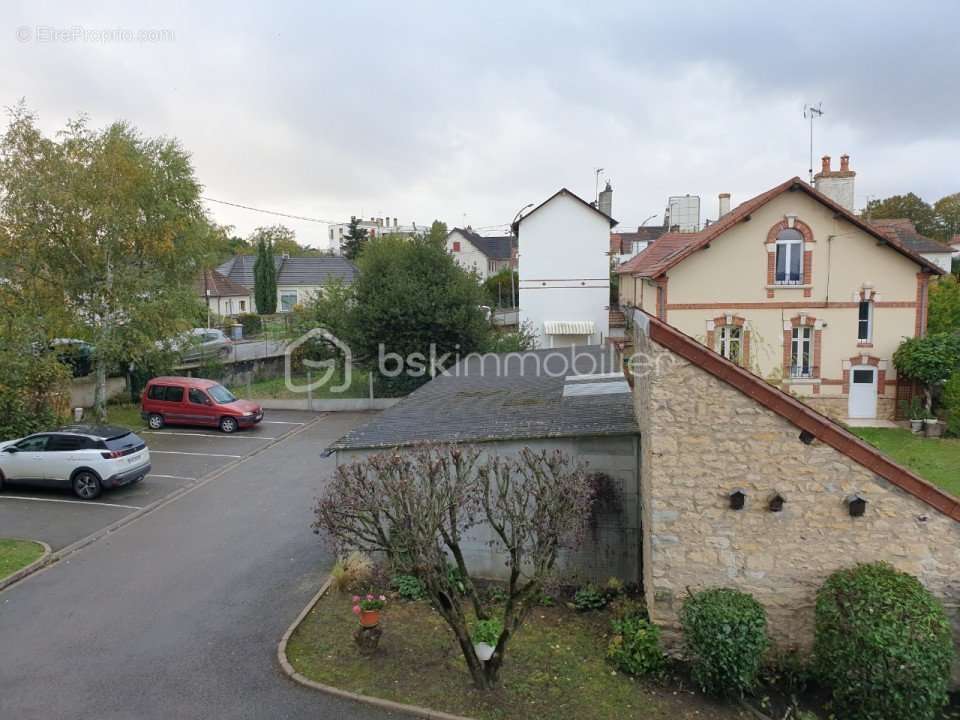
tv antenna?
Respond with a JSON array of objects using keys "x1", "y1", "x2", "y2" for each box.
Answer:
[
  {"x1": 803, "y1": 102, "x2": 824, "y2": 185},
  {"x1": 594, "y1": 167, "x2": 604, "y2": 203}
]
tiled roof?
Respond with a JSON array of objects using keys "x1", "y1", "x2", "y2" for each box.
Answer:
[
  {"x1": 870, "y1": 219, "x2": 953, "y2": 254},
  {"x1": 216, "y1": 255, "x2": 358, "y2": 289},
  {"x1": 328, "y1": 346, "x2": 638, "y2": 451},
  {"x1": 610, "y1": 226, "x2": 667, "y2": 254},
  {"x1": 618, "y1": 177, "x2": 945, "y2": 277},
  {"x1": 451, "y1": 228, "x2": 516, "y2": 260},
  {"x1": 635, "y1": 310, "x2": 960, "y2": 522},
  {"x1": 512, "y1": 187, "x2": 618, "y2": 233},
  {"x1": 195, "y1": 269, "x2": 251, "y2": 298}
]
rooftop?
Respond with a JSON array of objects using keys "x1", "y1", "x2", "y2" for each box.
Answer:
[
  {"x1": 329, "y1": 346, "x2": 637, "y2": 451},
  {"x1": 610, "y1": 226, "x2": 668, "y2": 255},
  {"x1": 870, "y1": 219, "x2": 954, "y2": 254},
  {"x1": 451, "y1": 228, "x2": 516, "y2": 260},
  {"x1": 216, "y1": 255, "x2": 358, "y2": 289},
  {"x1": 196, "y1": 269, "x2": 251, "y2": 298}
]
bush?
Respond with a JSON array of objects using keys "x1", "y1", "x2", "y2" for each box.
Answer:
[
  {"x1": 944, "y1": 370, "x2": 960, "y2": 437},
  {"x1": 607, "y1": 615, "x2": 665, "y2": 677},
  {"x1": 814, "y1": 562, "x2": 953, "y2": 720},
  {"x1": 472, "y1": 618, "x2": 503, "y2": 646},
  {"x1": 236, "y1": 312, "x2": 262, "y2": 336},
  {"x1": 329, "y1": 551, "x2": 373, "y2": 593},
  {"x1": 573, "y1": 583, "x2": 608, "y2": 611},
  {"x1": 680, "y1": 588, "x2": 768, "y2": 697},
  {"x1": 392, "y1": 574, "x2": 426, "y2": 601}
]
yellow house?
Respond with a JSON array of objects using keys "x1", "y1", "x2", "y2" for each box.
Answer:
[{"x1": 617, "y1": 168, "x2": 944, "y2": 421}]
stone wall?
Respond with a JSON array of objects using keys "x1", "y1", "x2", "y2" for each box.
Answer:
[{"x1": 632, "y1": 323, "x2": 960, "y2": 681}]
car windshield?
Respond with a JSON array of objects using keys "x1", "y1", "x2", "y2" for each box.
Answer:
[{"x1": 207, "y1": 384, "x2": 237, "y2": 404}]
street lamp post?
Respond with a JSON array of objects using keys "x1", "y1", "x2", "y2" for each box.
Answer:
[{"x1": 510, "y1": 203, "x2": 534, "y2": 311}]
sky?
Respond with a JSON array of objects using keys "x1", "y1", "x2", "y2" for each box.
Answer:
[{"x1": 5, "y1": 1, "x2": 959, "y2": 250}]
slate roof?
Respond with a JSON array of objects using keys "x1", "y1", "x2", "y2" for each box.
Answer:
[
  {"x1": 870, "y1": 219, "x2": 953, "y2": 254},
  {"x1": 610, "y1": 226, "x2": 668, "y2": 255},
  {"x1": 216, "y1": 255, "x2": 358, "y2": 289},
  {"x1": 618, "y1": 177, "x2": 945, "y2": 277},
  {"x1": 196, "y1": 269, "x2": 251, "y2": 298},
  {"x1": 329, "y1": 346, "x2": 638, "y2": 451},
  {"x1": 451, "y1": 228, "x2": 517, "y2": 260}
]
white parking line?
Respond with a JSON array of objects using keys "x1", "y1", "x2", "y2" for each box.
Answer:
[
  {"x1": 149, "y1": 450, "x2": 242, "y2": 459},
  {"x1": 147, "y1": 474, "x2": 197, "y2": 481},
  {"x1": 141, "y1": 431, "x2": 276, "y2": 440},
  {"x1": 260, "y1": 420, "x2": 306, "y2": 425},
  {"x1": 0, "y1": 496, "x2": 143, "y2": 510}
]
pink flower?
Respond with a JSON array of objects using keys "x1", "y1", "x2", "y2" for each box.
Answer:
[
  {"x1": 366, "y1": 594, "x2": 374, "y2": 601},
  {"x1": 352, "y1": 605, "x2": 361, "y2": 615},
  {"x1": 378, "y1": 595, "x2": 386, "y2": 602}
]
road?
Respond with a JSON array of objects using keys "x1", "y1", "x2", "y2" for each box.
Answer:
[{"x1": 0, "y1": 413, "x2": 396, "y2": 720}]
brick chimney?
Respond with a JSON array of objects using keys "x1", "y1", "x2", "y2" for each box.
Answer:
[{"x1": 814, "y1": 153, "x2": 856, "y2": 211}]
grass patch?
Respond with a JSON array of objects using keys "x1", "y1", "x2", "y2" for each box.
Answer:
[
  {"x1": 286, "y1": 593, "x2": 746, "y2": 720},
  {"x1": 850, "y1": 428, "x2": 960, "y2": 497},
  {"x1": 229, "y1": 368, "x2": 371, "y2": 400},
  {"x1": 103, "y1": 403, "x2": 146, "y2": 430},
  {"x1": 0, "y1": 539, "x2": 45, "y2": 579}
]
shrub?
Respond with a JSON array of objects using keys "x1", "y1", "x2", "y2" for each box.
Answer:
[
  {"x1": 472, "y1": 618, "x2": 503, "y2": 646},
  {"x1": 573, "y1": 583, "x2": 608, "y2": 611},
  {"x1": 607, "y1": 615, "x2": 665, "y2": 677},
  {"x1": 236, "y1": 312, "x2": 262, "y2": 336},
  {"x1": 392, "y1": 574, "x2": 426, "y2": 601},
  {"x1": 944, "y1": 370, "x2": 960, "y2": 437},
  {"x1": 680, "y1": 588, "x2": 768, "y2": 697},
  {"x1": 329, "y1": 551, "x2": 373, "y2": 593},
  {"x1": 814, "y1": 562, "x2": 953, "y2": 720}
]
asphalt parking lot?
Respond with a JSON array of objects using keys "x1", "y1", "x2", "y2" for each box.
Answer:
[{"x1": 0, "y1": 409, "x2": 323, "y2": 551}]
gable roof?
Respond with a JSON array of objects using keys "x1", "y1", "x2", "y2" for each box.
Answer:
[
  {"x1": 328, "y1": 346, "x2": 637, "y2": 451},
  {"x1": 450, "y1": 228, "x2": 516, "y2": 260},
  {"x1": 870, "y1": 219, "x2": 953, "y2": 254},
  {"x1": 196, "y1": 269, "x2": 251, "y2": 298},
  {"x1": 216, "y1": 255, "x2": 358, "y2": 289},
  {"x1": 635, "y1": 310, "x2": 960, "y2": 522},
  {"x1": 610, "y1": 226, "x2": 668, "y2": 255},
  {"x1": 512, "y1": 187, "x2": 618, "y2": 233},
  {"x1": 618, "y1": 177, "x2": 945, "y2": 278}
]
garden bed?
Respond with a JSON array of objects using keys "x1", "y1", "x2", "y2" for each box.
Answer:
[{"x1": 285, "y1": 590, "x2": 749, "y2": 720}]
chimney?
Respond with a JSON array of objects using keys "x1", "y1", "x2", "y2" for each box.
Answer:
[
  {"x1": 718, "y1": 192, "x2": 731, "y2": 217},
  {"x1": 598, "y1": 180, "x2": 613, "y2": 218},
  {"x1": 393, "y1": 217, "x2": 398, "y2": 228},
  {"x1": 814, "y1": 153, "x2": 856, "y2": 211}
]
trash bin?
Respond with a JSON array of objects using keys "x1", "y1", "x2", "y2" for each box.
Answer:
[{"x1": 230, "y1": 323, "x2": 243, "y2": 341}]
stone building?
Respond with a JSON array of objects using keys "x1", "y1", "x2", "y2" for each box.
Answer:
[{"x1": 630, "y1": 310, "x2": 960, "y2": 680}]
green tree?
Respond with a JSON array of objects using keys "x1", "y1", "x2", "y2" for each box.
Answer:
[
  {"x1": 934, "y1": 193, "x2": 960, "y2": 242},
  {"x1": 864, "y1": 193, "x2": 939, "y2": 237},
  {"x1": 893, "y1": 333, "x2": 960, "y2": 409},
  {"x1": 425, "y1": 219, "x2": 448, "y2": 247},
  {"x1": 247, "y1": 224, "x2": 319, "y2": 257},
  {"x1": 0, "y1": 104, "x2": 215, "y2": 420},
  {"x1": 339, "y1": 217, "x2": 368, "y2": 260},
  {"x1": 253, "y1": 237, "x2": 277, "y2": 314},
  {"x1": 928, "y1": 274, "x2": 960, "y2": 334},
  {"x1": 482, "y1": 268, "x2": 519, "y2": 308}
]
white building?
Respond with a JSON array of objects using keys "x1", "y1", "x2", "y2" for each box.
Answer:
[
  {"x1": 446, "y1": 227, "x2": 516, "y2": 280},
  {"x1": 328, "y1": 216, "x2": 423, "y2": 254},
  {"x1": 517, "y1": 188, "x2": 616, "y2": 348}
]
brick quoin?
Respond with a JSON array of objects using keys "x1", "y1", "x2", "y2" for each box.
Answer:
[{"x1": 765, "y1": 217, "x2": 815, "y2": 294}]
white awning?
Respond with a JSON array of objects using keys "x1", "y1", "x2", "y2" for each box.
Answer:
[{"x1": 544, "y1": 320, "x2": 595, "y2": 336}]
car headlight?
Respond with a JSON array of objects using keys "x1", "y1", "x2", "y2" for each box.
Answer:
[{"x1": 242, "y1": 411, "x2": 254, "y2": 417}]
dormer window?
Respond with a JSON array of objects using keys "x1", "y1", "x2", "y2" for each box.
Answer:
[{"x1": 775, "y1": 229, "x2": 804, "y2": 285}]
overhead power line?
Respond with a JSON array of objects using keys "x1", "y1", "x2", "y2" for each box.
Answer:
[{"x1": 201, "y1": 196, "x2": 337, "y2": 225}]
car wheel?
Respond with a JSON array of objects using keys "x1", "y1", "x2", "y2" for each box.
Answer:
[
  {"x1": 219, "y1": 416, "x2": 238, "y2": 434},
  {"x1": 147, "y1": 413, "x2": 164, "y2": 430},
  {"x1": 72, "y1": 471, "x2": 102, "y2": 500}
]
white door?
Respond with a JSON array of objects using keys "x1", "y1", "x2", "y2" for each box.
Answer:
[{"x1": 848, "y1": 366, "x2": 878, "y2": 419}]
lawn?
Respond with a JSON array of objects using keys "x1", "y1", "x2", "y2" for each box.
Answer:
[
  {"x1": 228, "y1": 368, "x2": 371, "y2": 400},
  {"x1": 0, "y1": 539, "x2": 45, "y2": 579},
  {"x1": 286, "y1": 592, "x2": 748, "y2": 720},
  {"x1": 101, "y1": 403, "x2": 146, "y2": 430},
  {"x1": 850, "y1": 428, "x2": 960, "y2": 497}
]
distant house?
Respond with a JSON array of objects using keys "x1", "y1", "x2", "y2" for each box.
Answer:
[
  {"x1": 196, "y1": 269, "x2": 252, "y2": 317},
  {"x1": 446, "y1": 228, "x2": 516, "y2": 280},
  {"x1": 610, "y1": 226, "x2": 667, "y2": 263},
  {"x1": 516, "y1": 188, "x2": 617, "y2": 348},
  {"x1": 216, "y1": 254, "x2": 358, "y2": 313},
  {"x1": 617, "y1": 155, "x2": 945, "y2": 421},
  {"x1": 870, "y1": 219, "x2": 954, "y2": 273},
  {"x1": 329, "y1": 216, "x2": 424, "y2": 254}
]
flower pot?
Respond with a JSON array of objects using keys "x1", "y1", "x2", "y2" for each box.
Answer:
[
  {"x1": 910, "y1": 419, "x2": 924, "y2": 433},
  {"x1": 924, "y1": 420, "x2": 943, "y2": 438},
  {"x1": 360, "y1": 609, "x2": 381, "y2": 628},
  {"x1": 474, "y1": 642, "x2": 495, "y2": 662}
]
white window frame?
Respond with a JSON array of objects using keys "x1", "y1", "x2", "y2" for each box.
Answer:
[
  {"x1": 790, "y1": 326, "x2": 813, "y2": 378},
  {"x1": 718, "y1": 325, "x2": 742, "y2": 364},
  {"x1": 857, "y1": 300, "x2": 873, "y2": 343},
  {"x1": 279, "y1": 290, "x2": 298, "y2": 313},
  {"x1": 775, "y1": 232, "x2": 804, "y2": 285}
]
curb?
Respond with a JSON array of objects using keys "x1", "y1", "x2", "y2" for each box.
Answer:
[
  {"x1": 277, "y1": 578, "x2": 473, "y2": 720},
  {"x1": 0, "y1": 416, "x2": 324, "y2": 594},
  {"x1": 0, "y1": 539, "x2": 52, "y2": 592}
]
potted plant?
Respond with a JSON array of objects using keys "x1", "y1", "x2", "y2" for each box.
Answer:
[
  {"x1": 352, "y1": 594, "x2": 387, "y2": 627},
  {"x1": 471, "y1": 618, "x2": 503, "y2": 662},
  {"x1": 902, "y1": 399, "x2": 925, "y2": 433},
  {"x1": 924, "y1": 414, "x2": 944, "y2": 438}
]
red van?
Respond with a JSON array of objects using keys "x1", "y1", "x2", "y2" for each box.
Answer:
[{"x1": 141, "y1": 377, "x2": 263, "y2": 434}]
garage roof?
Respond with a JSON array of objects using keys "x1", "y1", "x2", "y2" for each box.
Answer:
[{"x1": 328, "y1": 346, "x2": 638, "y2": 451}]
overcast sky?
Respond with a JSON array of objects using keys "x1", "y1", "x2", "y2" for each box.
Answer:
[{"x1": 5, "y1": 1, "x2": 958, "y2": 249}]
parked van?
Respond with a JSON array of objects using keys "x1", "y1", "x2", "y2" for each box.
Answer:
[{"x1": 141, "y1": 377, "x2": 263, "y2": 434}]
